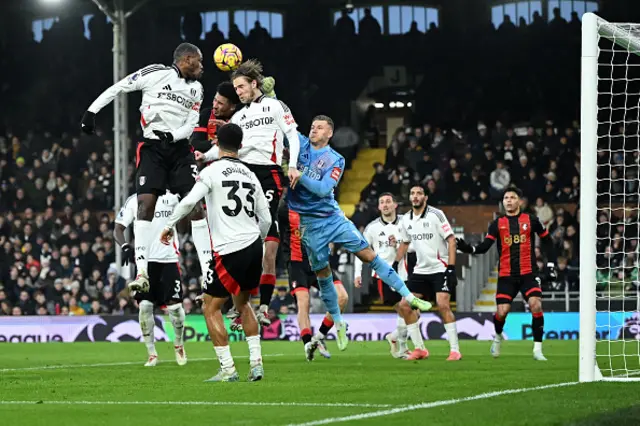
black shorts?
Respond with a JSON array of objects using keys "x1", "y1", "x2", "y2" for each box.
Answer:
[
  {"x1": 135, "y1": 262, "x2": 182, "y2": 306},
  {"x1": 247, "y1": 164, "x2": 286, "y2": 242},
  {"x1": 288, "y1": 261, "x2": 343, "y2": 295},
  {"x1": 135, "y1": 139, "x2": 197, "y2": 197},
  {"x1": 496, "y1": 274, "x2": 542, "y2": 305},
  {"x1": 376, "y1": 278, "x2": 403, "y2": 306},
  {"x1": 203, "y1": 237, "x2": 263, "y2": 298},
  {"x1": 408, "y1": 272, "x2": 449, "y2": 300}
]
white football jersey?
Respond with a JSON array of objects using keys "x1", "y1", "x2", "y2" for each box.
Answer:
[
  {"x1": 88, "y1": 64, "x2": 203, "y2": 141},
  {"x1": 355, "y1": 215, "x2": 409, "y2": 281},
  {"x1": 230, "y1": 96, "x2": 299, "y2": 167},
  {"x1": 115, "y1": 193, "x2": 180, "y2": 263},
  {"x1": 399, "y1": 206, "x2": 454, "y2": 275},
  {"x1": 196, "y1": 157, "x2": 271, "y2": 255}
]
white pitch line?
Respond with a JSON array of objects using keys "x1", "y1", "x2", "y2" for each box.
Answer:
[
  {"x1": 0, "y1": 354, "x2": 284, "y2": 373},
  {"x1": 286, "y1": 381, "x2": 580, "y2": 426},
  {"x1": 0, "y1": 400, "x2": 396, "y2": 409}
]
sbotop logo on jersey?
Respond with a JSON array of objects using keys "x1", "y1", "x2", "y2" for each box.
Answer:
[
  {"x1": 154, "y1": 210, "x2": 172, "y2": 218},
  {"x1": 242, "y1": 116, "x2": 274, "y2": 130},
  {"x1": 157, "y1": 92, "x2": 197, "y2": 109},
  {"x1": 410, "y1": 232, "x2": 434, "y2": 241},
  {"x1": 301, "y1": 165, "x2": 321, "y2": 180}
]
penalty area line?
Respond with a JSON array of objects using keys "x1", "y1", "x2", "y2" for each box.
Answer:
[
  {"x1": 286, "y1": 381, "x2": 580, "y2": 426},
  {"x1": 0, "y1": 400, "x2": 397, "y2": 409}
]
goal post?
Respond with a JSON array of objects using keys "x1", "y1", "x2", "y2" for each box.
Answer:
[{"x1": 580, "y1": 12, "x2": 640, "y2": 382}]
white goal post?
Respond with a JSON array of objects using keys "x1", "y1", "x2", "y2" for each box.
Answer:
[{"x1": 580, "y1": 12, "x2": 640, "y2": 382}]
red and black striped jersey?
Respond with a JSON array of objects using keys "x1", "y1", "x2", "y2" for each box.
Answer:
[
  {"x1": 190, "y1": 107, "x2": 228, "y2": 153},
  {"x1": 486, "y1": 213, "x2": 549, "y2": 278},
  {"x1": 278, "y1": 204, "x2": 307, "y2": 263}
]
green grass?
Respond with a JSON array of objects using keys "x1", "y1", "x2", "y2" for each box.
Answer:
[{"x1": 0, "y1": 340, "x2": 639, "y2": 425}]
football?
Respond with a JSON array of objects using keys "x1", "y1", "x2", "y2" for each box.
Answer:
[{"x1": 213, "y1": 43, "x2": 243, "y2": 72}]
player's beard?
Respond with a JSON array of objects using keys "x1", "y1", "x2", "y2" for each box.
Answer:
[{"x1": 411, "y1": 200, "x2": 426, "y2": 211}]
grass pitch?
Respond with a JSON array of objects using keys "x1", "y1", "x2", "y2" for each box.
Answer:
[{"x1": 1, "y1": 340, "x2": 639, "y2": 425}]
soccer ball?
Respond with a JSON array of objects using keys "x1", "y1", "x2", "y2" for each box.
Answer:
[{"x1": 213, "y1": 43, "x2": 243, "y2": 72}]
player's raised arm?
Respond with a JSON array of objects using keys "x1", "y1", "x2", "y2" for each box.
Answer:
[
  {"x1": 160, "y1": 180, "x2": 209, "y2": 244},
  {"x1": 298, "y1": 156, "x2": 345, "y2": 197},
  {"x1": 81, "y1": 65, "x2": 163, "y2": 134},
  {"x1": 457, "y1": 219, "x2": 498, "y2": 255},
  {"x1": 274, "y1": 100, "x2": 300, "y2": 169}
]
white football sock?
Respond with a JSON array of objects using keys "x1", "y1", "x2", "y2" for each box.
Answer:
[
  {"x1": 397, "y1": 315, "x2": 408, "y2": 351},
  {"x1": 246, "y1": 335, "x2": 263, "y2": 366},
  {"x1": 167, "y1": 303, "x2": 185, "y2": 347},
  {"x1": 138, "y1": 300, "x2": 156, "y2": 355},
  {"x1": 389, "y1": 329, "x2": 399, "y2": 341},
  {"x1": 191, "y1": 219, "x2": 213, "y2": 280},
  {"x1": 214, "y1": 346, "x2": 235, "y2": 372},
  {"x1": 444, "y1": 321, "x2": 460, "y2": 353},
  {"x1": 133, "y1": 220, "x2": 152, "y2": 274},
  {"x1": 406, "y1": 322, "x2": 425, "y2": 350},
  {"x1": 404, "y1": 293, "x2": 415, "y2": 303},
  {"x1": 534, "y1": 341, "x2": 543, "y2": 353}
]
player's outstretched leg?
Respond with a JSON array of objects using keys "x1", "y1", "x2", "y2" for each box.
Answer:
[
  {"x1": 138, "y1": 300, "x2": 158, "y2": 366},
  {"x1": 234, "y1": 294, "x2": 264, "y2": 381},
  {"x1": 314, "y1": 267, "x2": 348, "y2": 351},
  {"x1": 529, "y1": 296, "x2": 546, "y2": 361},
  {"x1": 356, "y1": 249, "x2": 432, "y2": 312},
  {"x1": 311, "y1": 281, "x2": 349, "y2": 359},
  {"x1": 203, "y1": 295, "x2": 239, "y2": 382},
  {"x1": 166, "y1": 303, "x2": 187, "y2": 365},
  {"x1": 435, "y1": 293, "x2": 461, "y2": 361},
  {"x1": 129, "y1": 194, "x2": 158, "y2": 293},
  {"x1": 258, "y1": 244, "x2": 278, "y2": 326}
]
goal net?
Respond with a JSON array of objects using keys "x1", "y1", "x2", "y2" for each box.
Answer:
[{"x1": 580, "y1": 13, "x2": 640, "y2": 382}]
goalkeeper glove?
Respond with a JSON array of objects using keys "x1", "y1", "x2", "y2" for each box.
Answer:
[
  {"x1": 121, "y1": 243, "x2": 135, "y2": 266},
  {"x1": 81, "y1": 111, "x2": 96, "y2": 135},
  {"x1": 262, "y1": 76, "x2": 276, "y2": 98},
  {"x1": 456, "y1": 238, "x2": 475, "y2": 254},
  {"x1": 392, "y1": 261, "x2": 399, "y2": 272},
  {"x1": 153, "y1": 130, "x2": 174, "y2": 143},
  {"x1": 444, "y1": 265, "x2": 458, "y2": 287}
]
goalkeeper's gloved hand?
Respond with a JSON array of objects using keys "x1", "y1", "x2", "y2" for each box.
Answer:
[
  {"x1": 546, "y1": 262, "x2": 557, "y2": 281},
  {"x1": 121, "y1": 243, "x2": 135, "y2": 266},
  {"x1": 444, "y1": 265, "x2": 458, "y2": 287},
  {"x1": 81, "y1": 111, "x2": 96, "y2": 135},
  {"x1": 456, "y1": 238, "x2": 475, "y2": 254},
  {"x1": 262, "y1": 76, "x2": 276, "y2": 98},
  {"x1": 153, "y1": 130, "x2": 174, "y2": 143}
]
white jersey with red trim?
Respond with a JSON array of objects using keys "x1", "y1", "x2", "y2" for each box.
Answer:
[
  {"x1": 230, "y1": 96, "x2": 298, "y2": 167},
  {"x1": 354, "y1": 215, "x2": 409, "y2": 281},
  {"x1": 398, "y1": 206, "x2": 454, "y2": 275},
  {"x1": 87, "y1": 64, "x2": 203, "y2": 141},
  {"x1": 115, "y1": 193, "x2": 180, "y2": 263},
  {"x1": 196, "y1": 157, "x2": 271, "y2": 255}
]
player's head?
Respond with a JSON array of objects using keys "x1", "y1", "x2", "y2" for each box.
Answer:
[
  {"x1": 231, "y1": 59, "x2": 263, "y2": 104},
  {"x1": 502, "y1": 187, "x2": 523, "y2": 214},
  {"x1": 378, "y1": 192, "x2": 398, "y2": 218},
  {"x1": 213, "y1": 81, "x2": 240, "y2": 119},
  {"x1": 309, "y1": 115, "x2": 334, "y2": 147},
  {"x1": 410, "y1": 184, "x2": 427, "y2": 209},
  {"x1": 217, "y1": 123, "x2": 243, "y2": 154},
  {"x1": 173, "y1": 43, "x2": 203, "y2": 80}
]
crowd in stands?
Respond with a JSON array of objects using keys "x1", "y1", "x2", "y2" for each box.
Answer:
[{"x1": 1, "y1": 4, "x2": 635, "y2": 316}]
